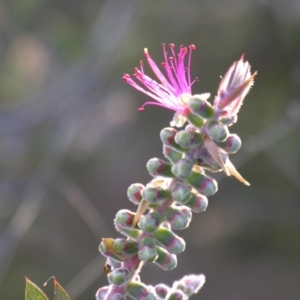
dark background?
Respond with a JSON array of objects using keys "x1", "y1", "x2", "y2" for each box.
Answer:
[{"x1": 0, "y1": 0, "x2": 299, "y2": 299}]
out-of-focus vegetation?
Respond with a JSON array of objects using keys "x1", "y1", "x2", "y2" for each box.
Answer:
[{"x1": 0, "y1": 0, "x2": 300, "y2": 299}]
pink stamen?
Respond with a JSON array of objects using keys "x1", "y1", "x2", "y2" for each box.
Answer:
[
  {"x1": 191, "y1": 77, "x2": 199, "y2": 85},
  {"x1": 123, "y1": 43, "x2": 199, "y2": 120},
  {"x1": 122, "y1": 74, "x2": 130, "y2": 82},
  {"x1": 139, "y1": 60, "x2": 144, "y2": 74},
  {"x1": 138, "y1": 101, "x2": 175, "y2": 111},
  {"x1": 167, "y1": 56, "x2": 181, "y2": 92},
  {"x1": 169, "y1": 43, "x2": 178, "y2": 70},
  {"x1": 188, "y1": 45, "x2": 196, "y2": 87}
]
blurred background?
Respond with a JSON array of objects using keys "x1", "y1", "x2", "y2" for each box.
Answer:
[{"x1": 0, "y1": 0, "x2": 299, "y2": 299}]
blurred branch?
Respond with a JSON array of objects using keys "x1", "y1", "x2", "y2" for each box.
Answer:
[
  {"x1": 266, "y1": 100, "x2": 300, "y2": 194},
  {"x1": 269, "y1": 147, "x2": 300, "y2": 193},
  {"x1": 236, "y1": 100, "x2": 300, "y2": 166},
  {"x1": 52, "y1": 174, "x2": 113, "y2": 239},
  {"x1": 0, "y1": 0, "x2": 138, "y2": 136}
]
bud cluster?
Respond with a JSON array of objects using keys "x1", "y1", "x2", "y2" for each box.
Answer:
[
  {"x1": 97, "y1": 95, "x2": 249, "y2": 300},
  {"x1": 160, "y1": 94, "x2": 247, "y2": 182},
  {"x1": 98, "y1": 46, "x2": 256, "y2": 299}
]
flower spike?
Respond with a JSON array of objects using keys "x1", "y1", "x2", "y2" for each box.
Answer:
[{"x1": 98, "y1": 44, "x2": 259, "y2": 300}]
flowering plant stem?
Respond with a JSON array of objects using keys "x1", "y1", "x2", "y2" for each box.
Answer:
[{"x1": 98, "y1": 43, "x2": 256, "y2": 300}]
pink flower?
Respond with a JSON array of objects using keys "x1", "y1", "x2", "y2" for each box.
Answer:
[
  {"x1": 123, "y1": 44, "x2": 197, "y2": 127},
  {"x1": 213, "y1": 55, "x2": 257, "y2": 120}
]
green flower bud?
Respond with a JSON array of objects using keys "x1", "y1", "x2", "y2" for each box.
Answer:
[
  {"x1": 127, "y1": 183, "x2": 145, "y2": 204},
  {"x1": 154, "y1": 227, "x2": 185, "y2": 254},
  {"x1": 154, "y1": 246, "x2": 177, "y2": 270},
  {"x1": 163, "y1": 145, "x2": 183, "y2": 163},
  {"x1": 160, "y1": 128, "x2": 187, "y2": 152},
  {"x1": 166, "y1": 290, "x2": 185, "y2": 300},
  {"x1": 186, "y1": 111, "x2": 205, "y2": 128},
  {"x1": 127, "y1": 281, "x2": 157, "y2": 300},
  {"x1": 160, "y1": 127, "x2": 177, "y2": 143},
  {"x1": 147, "y1": 158, "x2": 174, "y2": 178},
  {"x1": 142, "y1": 186, "x2": 171, "y2": 203},
  {"x1": 138, "y1": 245, "x2": 158, "y2": 263},
  {"x1": 98, "y1": 241, "x2": 124, "y2": 263},
  {"x1": 183, "y1": 192, "x2": 208, "y2": 213},
  {"x1": 139, "y1": 212, "x2": 162, "y2": 233},
  {"x1": 138, "y1": 236, "x2": 157, "y2": 262},
  {"x1": 206, "y1": 120, "x2": 229, "y2": 142},
  {"x1": 107, "y1": 268, "x2": 130, "y2": 285},
  {"x1": 113, "y1": 238, "x2": 139, "y2": 257},
  {"x1": 175, "y1": 130, "x2": 203, "y2": 149},
  {"x1": 171, "y1": 157, "x2": 193, "y2": 180},
  {"x1": 155, "y1": 284, "x2": 169, "y2": 298},
  {"x1": 115, "y1": 209, "x2": 135, "y2": 230},
  {"x1": 164, "y1": 206, "x2": 192, "y2": 230},
  {"x1": 187, "y1": 171, "x2": 218, "y2": 196},
  {"x1": 215, "y1": 133, "x2": 241, "y2": 154},
  {"x1": 189, "y1": 94, "x2": 214, "y2": 119},
  {"x1": 171, "y1": 181, "x2": 192, "y2": 204}
]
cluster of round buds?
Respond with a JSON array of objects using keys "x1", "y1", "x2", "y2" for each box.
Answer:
[
  {"x1": 98, "y1": 103, "x2": 248, "y2": 300},
  {"x1": 97, "y1": 255, "x2": 205, "y2": 300},
  {"x1": 106, "y1": 190, "x2": 186, "y2": 270},
  {"x1": 97, "y1": 95, "x2": 249, "y2": 299},
  {"x1": 96, "y1": 273, "x2": 204, "y2": 300},
  {"x1": 186, "y1": 94, "x2": 249, "y2": 185},
  {"x1": 98, "y1": 44, "x2": 256, "y2": 299},
  {"x1": 154, "y1": 274, "x2": 205, "y2": 300}
]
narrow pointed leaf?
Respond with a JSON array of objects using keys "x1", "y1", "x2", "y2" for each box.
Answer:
[
  {"x1": 54, "y1": 278, "x2": 70, "y2": 300},
  {"x1": 25, "y1": 277, "x2": 49, "y2": 300}
]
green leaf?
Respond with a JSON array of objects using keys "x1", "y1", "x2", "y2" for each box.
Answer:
[
  {"x1": 25, "y1": 277, "x2": 49, "y2": 300},
  {"x1": 54, "y1": 278, "x2": 70, "y2": 300}
]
